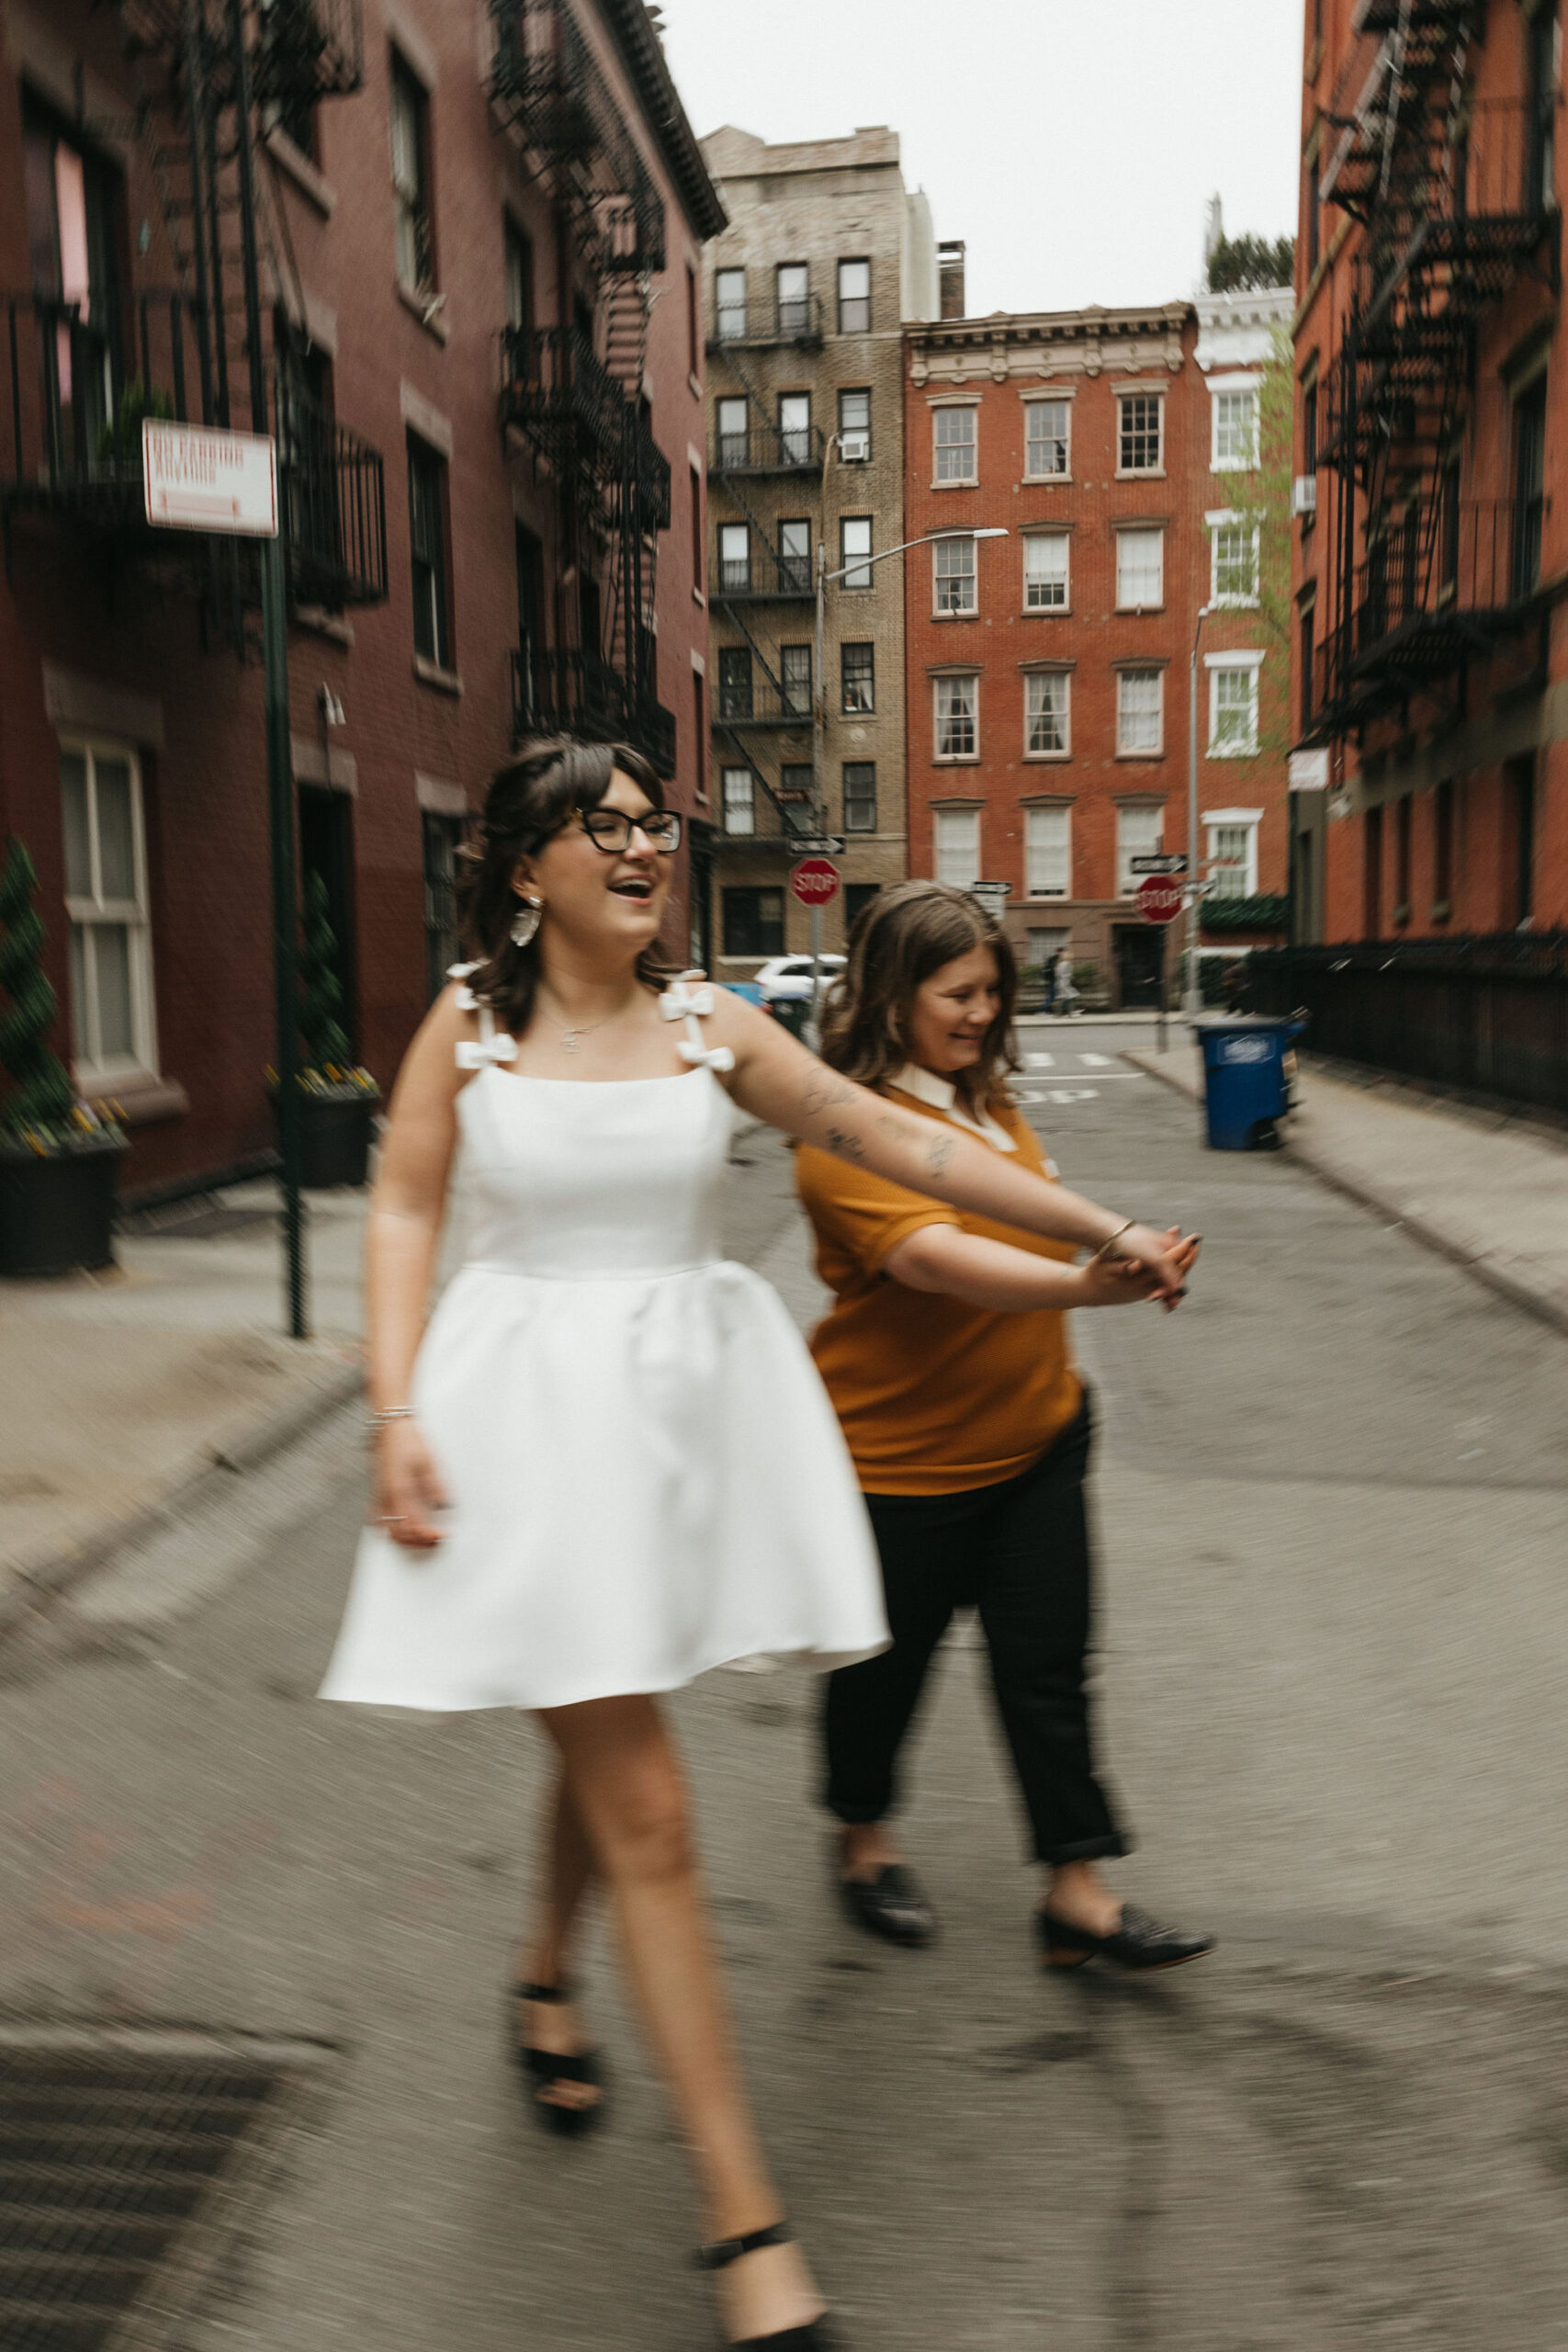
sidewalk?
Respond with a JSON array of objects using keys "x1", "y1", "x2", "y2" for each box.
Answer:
[
  {"x1": 1127, "y1": 1036, "x2": 1568, "y2": 1338},
  {"x1": 0, "y1": 1180, "x2": 367, "y2": 1628}
]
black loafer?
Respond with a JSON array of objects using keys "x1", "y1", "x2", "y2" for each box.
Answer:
[
  {"x1": 839, "y1": 1863, "x2": 935, "y2": 1948},
  {"x1": 1037, "y1": 1902, "x2": 1213, "y2": 1973}
]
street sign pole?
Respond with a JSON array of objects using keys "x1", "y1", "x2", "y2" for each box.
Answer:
[{"x1": 263, "y1": 531, "x2": 307, "y2": 1340}]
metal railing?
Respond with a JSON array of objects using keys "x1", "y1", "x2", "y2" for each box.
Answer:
[
  {"x1": 501, "y1": 323, "x2": 625, "y2": 468},
  {"x1": 489, "y1": 0, "x2": 665, "y2": 273},
  {"x1": 510, "y1": 646, "x2": 676, "y2": 775},
  {"x1": 714, "y1": 673, "x2": 814, "y2": 727},
  {"x1": 252, "y1": 0, "x2": 365, "y2": 107},
  {"x1": 276, "y1": 381, "x2": 388, "y2": 607},
  {"x1": 715, "y1": 548, "x2": 814, "y2": 599},
  {"x1": 709, "y1": 294, "x2": 824, "y2": 350},
  {"x1": 709, "y1": 424, "x2": 825, "y2": 476},
  {"x1": 4, "y1": 291, "x2": 206, "y2": 514},
  {"x1": 1244, "y1": 934, "x2": 1568, "y2": 1120}
]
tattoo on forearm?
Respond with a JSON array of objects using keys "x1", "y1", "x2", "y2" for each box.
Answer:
[
  {"x1": 925, "y1": 1135, "x2": 957, "y2": 1177},
  {"x1": 800, "y1": 1073, "x2": 858, "y2": 1117},
  {"x1": 826, "y1": 1125, "x2": 868, "y2": 1165}
]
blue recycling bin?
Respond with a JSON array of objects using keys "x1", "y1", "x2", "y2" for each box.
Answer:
[{"x1": 1193, "y1": 1014, "x2": 1306, "y2": 1151}]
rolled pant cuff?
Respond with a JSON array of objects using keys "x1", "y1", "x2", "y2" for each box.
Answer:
[{"x1": 1035, "y1": 1833, "x2": 1132, "y2": 1866}]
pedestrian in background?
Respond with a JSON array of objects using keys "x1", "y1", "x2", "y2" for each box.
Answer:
[
  {"x1": 1054, "y1": 944, "x2": 1079, "y2": 1018},
  {"x1": 796, "y1": 882, "x2": 1213, "y2": 1972},
  {"x1": 319, "y1": 750, "x2": 1194, "y2": 2350}
]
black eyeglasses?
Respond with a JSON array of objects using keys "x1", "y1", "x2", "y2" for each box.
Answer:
[{"x1": 578, "y1": 808, "x2": 683, "y2": 855}]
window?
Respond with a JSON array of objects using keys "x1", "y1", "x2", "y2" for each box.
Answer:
[
  {"x1": 693, "y1": 670, "x2": 706, "y2": 800},
  {"x1": 724, "y1": 886, "x2": 784, "y2": 958},
  {"x1": 839, "y1": 387, "x2": 871, "y2": 457},
  {"x1": 840, "y1": 514, "x2": 873, "y2": 590},
  {"x1": 782, "y1": 768, "x2": 817, "y2": 835},
  {"x1": 1025, "y1": 671, "x2": 1070, "y2": 757},
  {"x1": 1393, "y1": 792, "x2": 1412, "y2": 918},
  {"x1": 776, "y1": 263, "x2": 809, "y2": 337},
  {"x1": 1514, "y1": 378, "x2": 1547, "y2": 597},
  {"x1": 716, "y1": 267, "x2": 746, "y2": 341},
  {"x1": 261, "y1": 0, "x2": 319, "y2": 154},
  {"x1": 515, "y1": 521, "x2": 545, "y2": 726},
  {"x1": 1208, "y1": 655, "x2": 1263, "y2": 755},
  {"x1": 1303, "y1": 379, "x2": 1318, "y2": 478},
  {"x1": 841, "y1": 643, "x2": 874, "y2": 713},
  {"x1": 1117, "y1": 668, "x2": 1164, "y2": 755},
  {"x1": 504, "y1": 217, "x2": 534, "y2": 333},
  {"x1": 774, "y1": 518, "x2": 810, "y2": 594},
  {"x1": 1364, "y1": 802, "x2": 1383, "y2": 936},
  {"x1": 843, "y1": 762, "x2": 877, "y2": 831},
  {"x1": 1300, "y1": 600, "x2": 1315, "y2": 732},
  {"x1": 717, "y1": 395, "x2": 748, "y2": 468},
  {"x1": 1024, "y1": 531, "x2": 1069, "y2": 610},
  {"x1": 1433, "y1": 778, "x2": 1455, "y2": 910},
  {"x1": 690, "y1": 465, "x2": 703, "y2": 594},
  {"x1": 1212, "y1": 384, "x2": 1259, "y2": 470},
  {"x1": 934, "y1": 674, "x2": 978, "y2": 760},
  {"x1": 1507, "y1": 754, "x2": 1536, "y2": 925},
  {"x1": 781, "y1": 643, "x2": 813, "y2": 716},
  {"x1": 390, "y1": 52, "x2": 434, "y2": 291},
  {"x1": 22, "y1": 102, "x2": 121, "y2": 465},
  {"x1": 1440, "y1": 460, "x2": 1461, "y2": 592},
  {"x1": 717, "y1": 645, "x2": 752, "y2": 718},
  {"x1": 934, "y1": 535, "x2": 976, "y2": 614},
  {"x1": 1528, "y1": 2, "x2": 1561, "y2": 214},
  {"x1": 407, "y1": 434, "x2": 450, "y2": 669},
  {"x1": 778, "y1": 392, "x2": 811, "y2": 465},
  {"x1": 1025, "y1": 806, "x2": 1071, "y2": 899},
  {"x1": 845, "y1": 882, "x2": 881, "y2": 931},
  {"x1": 1211, "y1": 516, "x2": 1260, "y2": 605},
  {"x1": 60, "y1": 741, "x2": 155, "y2": 1082},
  {"x1": 718, "y1": 522, "x2": 749, "y2": 593},
  {"x1": 838, "y1": 257, "x2": 871, "y2": 334},
  {"x1": 1306, "y1": 154, "x2": 1321, "y2": 277},
  {"x1": 1116, "y1": 526, "x2": 1164, "y2": 610},
  {"x1": 1116, "y1": 805, "x2": 1164, "y2": 897},
  {"x1": 423, "y1": 810, "x2": 461, "y2": 1002},
  {"x1": 685, "y1": 265, "x2": 700, "y2": 377},
  {"x1": 1118, "y1": 392, "x2": 1163, "y2": 475},
  {"x1": 933, "y1": 405, "x2": 977, "y2": 482},
  {"x1": 1205, "y1": 812, "x2": 1260, "y2": 899},
  {"x1": 935, "y1": 808, "x2": 980, "y2": 888},
  {"x1": 1024, "y1": 399, "x2": 1070, "y2": 479},
  {"x1": 722, "y1": 765, "x2": 755, "y2": 836}
]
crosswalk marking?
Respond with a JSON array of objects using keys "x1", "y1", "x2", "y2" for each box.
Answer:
[
  {"x1": 1025, "y1": 1052, "x2": 1055, "y2": 1069},
  {"x1": 1078, "y1": 1051, "x2": 1113, "y2": 1067}
]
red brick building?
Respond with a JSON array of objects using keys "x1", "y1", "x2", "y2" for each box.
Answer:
[
  {"x1": 903, "y1": 302, "x2": 1292, "y2": 1006},
  {"x1": 0, "y1": 0, "x2": 721, "y2": 1196},
  {"x1": 1294, "y1": 0, "x2": 1567, "y2": 940}
]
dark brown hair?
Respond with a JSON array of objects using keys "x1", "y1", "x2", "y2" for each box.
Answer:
[
  {"x1": 457, "y1": 736, "x2": 675, "y2": 1035},
  {"x1": 819, "y1": 880, "x2": 1020, "y2": 1109}
]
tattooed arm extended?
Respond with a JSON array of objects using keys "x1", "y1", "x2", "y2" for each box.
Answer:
[{"x1": 703, "y1": 989, "x2": 1190, "y2": 1297}]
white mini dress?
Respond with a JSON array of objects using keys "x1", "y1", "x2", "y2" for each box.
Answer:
[{"x1": 320, "y1": 978, "x2": 889, "y2": 1713}]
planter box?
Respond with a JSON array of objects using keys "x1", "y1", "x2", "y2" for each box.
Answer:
[
  {"x1": 274, "y1": 1090, "x2": 380, "y2": 1189},
  {"x1": 0, "y1": 1139, "x2": 126, "y2": 1278}
]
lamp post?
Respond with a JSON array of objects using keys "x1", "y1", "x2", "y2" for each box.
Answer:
[
  {"x1": 1184, "y1": 602, "x2": 1214, "y2": 1019},
  {"x1": 809, "y1": 526, "x2": 1009, "y2": 1020}
]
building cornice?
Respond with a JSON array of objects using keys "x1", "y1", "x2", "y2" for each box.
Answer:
[
  {"x1": 594, "y1": 0, "x2": 728, "y2": 241},
  {"x1": 906, "y1": 302, "x2": 1192, "y2": 388}
]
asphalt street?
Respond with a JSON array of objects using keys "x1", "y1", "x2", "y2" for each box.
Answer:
[{"x1": 3, "y1": 1031, "x2": 1566, "y2": 2351}]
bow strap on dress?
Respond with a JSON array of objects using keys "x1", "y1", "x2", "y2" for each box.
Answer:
[
  {"x1": 660, "y1": 971, "x2": 736, "y2": 1075},
  {"x1": 448, "y1": 964, "x2": 518, "y2": 1069}
]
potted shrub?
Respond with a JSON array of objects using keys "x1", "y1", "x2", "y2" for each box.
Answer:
[
  {"x1": 0, "y1": 838, "x2": 126, "y2": 1278},
  {"x1": 270, "y1": 871, "x2": 380, "y2": 1188}
]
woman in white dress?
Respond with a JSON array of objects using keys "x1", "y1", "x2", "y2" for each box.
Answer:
[{"x1": 320, "y1": 739, "x2": 1190, "y2": 2349}]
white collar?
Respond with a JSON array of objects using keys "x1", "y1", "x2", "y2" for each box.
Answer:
[{"x1": 889, "y1": 1063, "x2": 1018, "y2": 1151}]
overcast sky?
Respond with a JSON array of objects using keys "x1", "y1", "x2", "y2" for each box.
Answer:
[{"x1": 657, "y1": 0, "x2": 1305, "y2": 315}]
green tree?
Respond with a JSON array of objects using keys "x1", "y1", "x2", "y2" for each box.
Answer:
[
  {"x1": 1204, "y1": 321, "x2": 1295, "y2": 764},
  {"x1": 298, "y1": 869, "x2": 354, "y2": 1073},
  {"x1": 0, "y1": 838, "x2": 75, "y2": 1134},
  {"x1": 1208, "y1": 232, "x2": 1295, "y2": 293}
]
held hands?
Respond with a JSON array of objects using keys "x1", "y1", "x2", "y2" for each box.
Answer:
[
  {"x1": 1076, "y1": 1226, "x2": 1201, "y2": 1312},
  {"x1": 372, "y1": 1419, "x2": 450, "y2": 1548}
]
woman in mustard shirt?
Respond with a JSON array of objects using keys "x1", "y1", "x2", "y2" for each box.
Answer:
[{"x1": 796, "y1": 882, "x2": 1212, "y2": 1971}]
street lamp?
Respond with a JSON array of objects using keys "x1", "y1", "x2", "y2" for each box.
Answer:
[{"x1": 1183, "y1": 602, "x2": 1214, "y2": 1019}]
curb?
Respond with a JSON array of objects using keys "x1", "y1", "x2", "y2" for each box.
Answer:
[
  {"x1": 0, "y1": 1356, "x2": 365, "y2": 1645},
  {"x1": 1126, "y1": 1047, "x2": 1568, "y2": 1344}
]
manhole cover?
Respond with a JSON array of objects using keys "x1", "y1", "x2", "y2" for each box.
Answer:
[{"x1": 0, "y1": 2026, "x2": 334, "y2": 2351}]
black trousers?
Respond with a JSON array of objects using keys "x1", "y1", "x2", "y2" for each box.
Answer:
[{"x1": 822, "y1": 1401, "x2": 1130, "y2": 1867}]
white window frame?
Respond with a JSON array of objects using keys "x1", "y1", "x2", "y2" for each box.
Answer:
[
  {"x1": 933, "y1": 533, "x2": 976, "y2": 615},
  {"x1": 1024, "y1": 805, "x2": 1072, "y2": 899},
  {"x1": 1023, "y1": 529, "x2": 1069, "y2": 611},
  {"x1": 1115, "y1": 804, "x2": 1166, "y2": 898},
  {"x1": 1023, "y1": 670, "x2": 1071, "y2": 760},
  {"x1": 1202, "y1": 806, "x2": 1263, "y2": 898},
  {"x1": 1023, "y1": 397, "x2": 1071, "y2": 481},
  {"x1": 721, "y1": 764, "x2": 755, "y2": 836},
  {"x1": 1210, "y1": 372, "x2": 1262, "y2": 472},
  {"x1": 1116, "y1": 390, "x2": 1165, "y2": 478},
  {"x1": 1206, "y1": 649, "x2": 1266, "y2": 757},
  {"x1": 1207, "y1": 509, "x2": 1261, "y2": 607},
  {"x1": 717, "y1": 521, "x2": 750, "y2": 593},
  {"x1": 933, "y1": 673, "x2": 979, "y2": 762},
  {"x1": 1115, "y1": 525, "x2": 1165, "y2": 611},
  {"x1": 934, "y1": 807, "x2": 981, "y2": 889},
  {"x1": 715, "y1": 267, "x2": 746, "y2": 341},
  {"x1": 1115, "y1": 667, "x2": 1165, "y2": 757},
  {"x1": 59, "y1": 735, "x2": 159, "y2": 1088},
  {"x1": 837, "y1": 256, "x2": 872, "y2": 334},
  {"x1": 840, "y1": 514, "x2": 874, "y2": 591},
  {"x1": 932, "y1": 401, "x2": 978, "y2": 485}
]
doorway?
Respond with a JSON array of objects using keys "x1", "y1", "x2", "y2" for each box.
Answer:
[
  {"x1": 1112, "y1": 923, "x2": 1166, "y2": 1010},
  {"x1": 297, "y1": 786, "x2": 358, "y2": 1058}
]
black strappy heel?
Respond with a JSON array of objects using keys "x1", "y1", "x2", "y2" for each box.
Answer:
[
  {"x1": 512, "y1": 1980, "x2": 604, "y2": 2138},
  {"x1": 694, "y1": 2222, "x2": 838, "y2": 2348}
]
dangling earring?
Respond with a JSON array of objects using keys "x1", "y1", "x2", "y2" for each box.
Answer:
[{"x1": 510, "y1": 895, "x2": 543, "y2": 949}]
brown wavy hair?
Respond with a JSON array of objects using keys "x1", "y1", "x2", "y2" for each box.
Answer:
[
  {"x1": 457, "y1": 737, "x2": 676, "y2": 1037},
  {"x1": 819, "y1": 880, "x2": 1020, "y2": 1111}
]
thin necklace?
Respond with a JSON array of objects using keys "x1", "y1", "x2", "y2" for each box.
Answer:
[{"x1": 538, "y1": 990, "x2": 617, "y2": 1054}]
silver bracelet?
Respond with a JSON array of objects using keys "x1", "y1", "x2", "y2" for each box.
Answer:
[
  {"x1": 1089, "y1": 1218, "x2": 1136, "y2": 1266},
  {"x1": 367, "y1": 1405, "x2": 415, "y2": 1429}
]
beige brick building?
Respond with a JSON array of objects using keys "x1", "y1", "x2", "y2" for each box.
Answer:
[{"x1": 697, "y1": 127, "x2": 940, "y2": 969}]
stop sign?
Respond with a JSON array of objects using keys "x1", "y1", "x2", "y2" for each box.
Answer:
[
  {"x1": 789, "y1": 857, "x2": 840, "y2": 907},
  {"x1": 1135, "y1": 875, "x2": 1185, "y2": 925}
]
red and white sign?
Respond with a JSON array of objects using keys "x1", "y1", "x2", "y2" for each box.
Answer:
[
  {"x1": 1135, "y1": 875, "x2": 1185, "y2": 925},
  {"x1": 143, "y1": 419, "x2": 277, "y2": 537},
  {"x1": 789, "y1": 856, "x2": 840, "y2": 908}
]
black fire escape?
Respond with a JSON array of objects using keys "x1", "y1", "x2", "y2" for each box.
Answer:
[
  {"x1": 3, "y1": 0, "x2": 387, "y2": 627},
  {"x1": 1304, "y1": 0, "x2": 1561, "y2": 748},
  {"x1": 490, "y1": 0, "x2": 675, "y2": 775}
]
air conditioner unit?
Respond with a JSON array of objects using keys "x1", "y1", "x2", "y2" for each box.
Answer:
[
  {"x1": 839, "y1": 431, "x2": 871, "y2": 462},
  {"x1": 1292, "y1": 474, "x2": 1318, "y2": 517}
]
